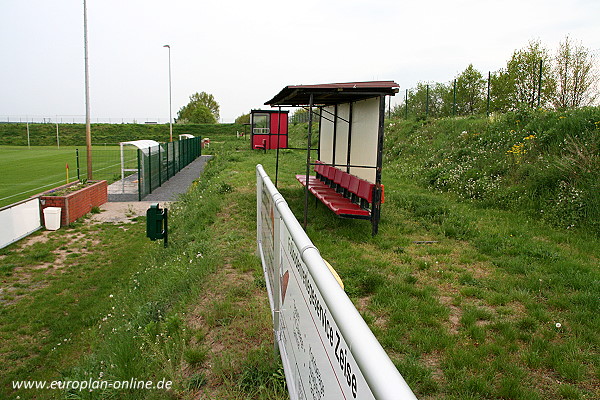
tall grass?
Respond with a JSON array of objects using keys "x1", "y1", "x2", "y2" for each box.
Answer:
[{"x1": 385, "y1": 107, "x2": 600, "y2": 233}]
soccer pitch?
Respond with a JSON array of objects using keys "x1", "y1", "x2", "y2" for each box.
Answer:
[{"x1": 0, "y1": 145, "x2": 137, "y2": 208}]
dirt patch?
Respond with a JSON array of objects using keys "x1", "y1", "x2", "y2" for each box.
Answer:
[
  {"x1": 421, "y1": 351, "x2": 445, "y2": 385},
  {"x1": 89, "y1": 201, "x2": 160, "y2": 224},
  {"x1": 438, "y1": 295, "x2": 462, "y2": 335},
  {"x1": 1, "y1": 203, "x2": 150, "y2": 305}
]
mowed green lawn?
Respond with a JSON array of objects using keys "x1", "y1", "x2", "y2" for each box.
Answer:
[{"x1": 0, "y1": 146, "x2": 137, "y2": 208}]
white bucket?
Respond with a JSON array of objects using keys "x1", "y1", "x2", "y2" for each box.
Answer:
[{"x1": 43, "y1": 207, "x2": 62, "y2": 231}]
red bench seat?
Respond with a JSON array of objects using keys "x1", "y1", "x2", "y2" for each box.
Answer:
[{"x1": 296, "y1": 162, "x2": 382, "y2": 219}]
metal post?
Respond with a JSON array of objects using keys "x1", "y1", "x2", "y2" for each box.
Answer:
[
  {"x1": 303, "y1": 94, "x2": 314, "y2": 230},
  {"x1": 372, "y1": 95, "x2": 386, "y2": 236},
  {"x1": 487, "y1": 71, "x2": 491, "y2": 117},
  {"x1": 275, "y1": 107, "x2": 281, "y2": 187},
  {"x1": 453, "y1": 79, "x2": 457, "y2": 116},
  {"x1": 56, "y1": 122, "x2": 60, "y2": 148},
  {"x1": 83, "y1": 0, "x2": 93, "y2": 180},
  {"x1": 346, "y1": 103, "x2": 353, "y2": 173},
  {"x1": 76, "y1": 148, "x2": 80, "y2": 181},
  {"x1": 331, "y1": 104, "x2": 338, "y2": 167},
  {"x1": 120, "y1": 143, "x2": 125, "y2": 192},
  {"x1": 137, "y1": 149, "x2": 142, "y2": 201},
  {"x1": 27, "y1": 121, "x2": 30, "y2": 149},
  {"x1": 165, "y1": 142, "x2": 169, "y2": 180},
  {"x1": 162, "y1": 208, "x2": 168, "y2": 248},
  {"x1": 163, "y1": 45, "x2": 173, "y2": 142},
  {"x1": 405, "y1": 89, "x2": 408, "y2": 119},
  {"x1": 537, "y1": 59, "x2": 543, "y2": 109},
  {"x1": 425, "y1": 84, "x2": 430, "y2": 119},
  {"x1": 158, "y1": 145, "x2": 162, "y2": 186},
  {"x1": 148, "y1": 146, "x2": 153, "y2": 194}
]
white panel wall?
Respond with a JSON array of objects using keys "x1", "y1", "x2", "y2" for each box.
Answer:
[
  {"x1": 0, "y1": 198, "x2": 42, "y2": 249},
  {"x1": 334, "y1": 103, "x2": 350, "y2": 167},
  {"x1": 319, "y1": 106, "x2": 335, "y2": 165},
  {"x1": 349, "y1": 97, "x2": 380, "y2": 182}
]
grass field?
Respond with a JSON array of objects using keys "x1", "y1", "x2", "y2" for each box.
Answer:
[
  {"x1": 1, "y1": 122, "x2": 598, "y2": 399},
  {"x1": 0, "y1": 145, "x2": 138, "y2": 208}
]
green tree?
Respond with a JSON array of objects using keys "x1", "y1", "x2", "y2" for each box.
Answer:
[
  {"x1": 489, "y1": 68, "x2": 514, "y2": 112},
  {"x1": 235, "y1": 113, "x2": 250, "y2": 124},
  {"x1": 553, "y1": 36, "x2": 599, "y2": 108},
  {"x1": 406, "y1": 82, "x2": 450, "y2": 119},
  {"x1": 291, "y1": 108, "x2": 309, "y2": 124},
  {"x1": 177, "y1": 92, "x2": 220, "y2": 123},
  {"x1": 454, "y1": 64, "x2": 485, "y2": 115},
  {"x1": 506, "y1": 40, "x2": 556, "y2": 109}
]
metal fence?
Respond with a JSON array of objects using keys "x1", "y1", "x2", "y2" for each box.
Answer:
[{"x1": 138, "y1": 137, "x2": 201, "y2": 200}]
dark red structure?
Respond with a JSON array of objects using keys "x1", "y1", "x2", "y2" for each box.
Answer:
[{"x1": 250, "y1": 109, "x2": 289, "y2": 150}]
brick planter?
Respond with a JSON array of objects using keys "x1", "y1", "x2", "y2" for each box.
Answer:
[{"x1": 38, "y1": 180, "x2": 108, "y2": 227}]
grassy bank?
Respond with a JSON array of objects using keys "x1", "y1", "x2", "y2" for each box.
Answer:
[{"x1": 385, "y1": 107, "x2": 600, "y2": 234}]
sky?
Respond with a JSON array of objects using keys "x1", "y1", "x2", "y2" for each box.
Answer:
[{"x1": 1, "y1": 0, "x2": 599, "y2": 123}]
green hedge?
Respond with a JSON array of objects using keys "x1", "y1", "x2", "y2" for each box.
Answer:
[{"x1": 0, "y1": 123, "x2": 244, "y2": 146}]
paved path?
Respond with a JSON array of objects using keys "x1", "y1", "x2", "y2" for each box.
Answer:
[
  {"x1": 107, "y1": 155, "x2": 212, "y2": 202},
  {"x1": 143, "y1": 155, "x2": 212, "y2": 202}
]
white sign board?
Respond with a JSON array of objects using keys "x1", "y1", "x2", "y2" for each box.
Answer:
[
  {"x1": 256, "y1": 164, "x2": 417, "y2": 400},
  {"x1": 0, "y1": 197, "x2": 42, "y2": 249}
]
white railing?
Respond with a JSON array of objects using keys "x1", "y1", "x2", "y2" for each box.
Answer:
[{"x1": 256, "y1": 164, "x2": 417, "y2": 400}]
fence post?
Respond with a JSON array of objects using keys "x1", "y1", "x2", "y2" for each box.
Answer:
[
  {"x1": 158, "y1": 145, "x2": 162, "y2": 186},
  {"x1": 537, "y1": 59, "x2": 543, "y2": 109},
  {"x1": 179, "y1": 140, "x2": 182, "y2": 172},
  {"x1": 76, "y1": 148, "x2": 80, "y2": 181},
  {"x1": 137, "y1": 148, "x2": 142, "y2": 201},
  {"x1": 405, "y1": 89, "x2": 408, "y2": 119},
  {"x1": 453, "y1": 79, "x2": 457, "y2": 116},
  {"x1": 425, "y1": 84, "x2": 430, "y2": 119},
  {"x1": 487, "y1": 71, "x2": 491, "y2": 117},
  {"x1": 148, "y1": 146, "x2": 153, "y2": 194}
]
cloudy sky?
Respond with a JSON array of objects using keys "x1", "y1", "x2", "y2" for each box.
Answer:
[{"x1": 1, "y1": 0, "x2": 598, "y2": 123}]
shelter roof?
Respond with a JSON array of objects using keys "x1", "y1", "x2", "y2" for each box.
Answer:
[
  {"x1": 265, "y1": 81, "x2": 400, "y2": 107},
  {"x1": 120, "y1": 140, "x2": 159, "y2": 149},
  {"x1": 251, "y1": 109, "x2": 289, "y2": 114}
]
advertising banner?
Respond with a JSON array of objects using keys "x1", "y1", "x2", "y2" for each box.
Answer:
[
  {"x1": 256, "y1": 164, "x2": 417, "y2": 400},
  {"x1": 0, "y1": 198, "x2": 42, "y2": 249}
]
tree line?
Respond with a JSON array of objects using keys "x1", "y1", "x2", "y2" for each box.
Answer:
[{"x1": 394, "y1": 37, "x2": 599, "y2": 119}]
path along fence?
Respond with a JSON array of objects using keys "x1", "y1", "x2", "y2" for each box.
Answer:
[{"x1": 137, "y1": 137, "x2": 202, "y2": 200}]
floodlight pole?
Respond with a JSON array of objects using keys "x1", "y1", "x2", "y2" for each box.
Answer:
[
  {"x1": 83, "y1": 0, "x2": 92, "y2": 179},
  {"x1": 163, "y1": 45, "x2": 173, "y2": 142}
]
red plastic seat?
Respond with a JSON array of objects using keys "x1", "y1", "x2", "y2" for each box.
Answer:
[
  {"x1": 324, "y1": 166, "x2": 336, "y2": 181},
  {"x1": 325, "y1": 198, "x2": 370, "y2": 217},
  {"x1": 357, "y1": 179, "x2": 375, "y2": 203},
  {"x1": 333, "y1": 168, "x2": 344, "y2": 186},
  {"x1": 348, "y1": 175, "x2": 361, "y2": 196},
  {"x1": 296, "y1": 160, "x2": 381, "y2": 220},
  {"x1": 340, "y1": 172, "x2": 351, "y2": 190}
]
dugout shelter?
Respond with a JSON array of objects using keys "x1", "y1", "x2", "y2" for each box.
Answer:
[{"x1": 265, "y1": 81, "x2": 399, "y2": 236}]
